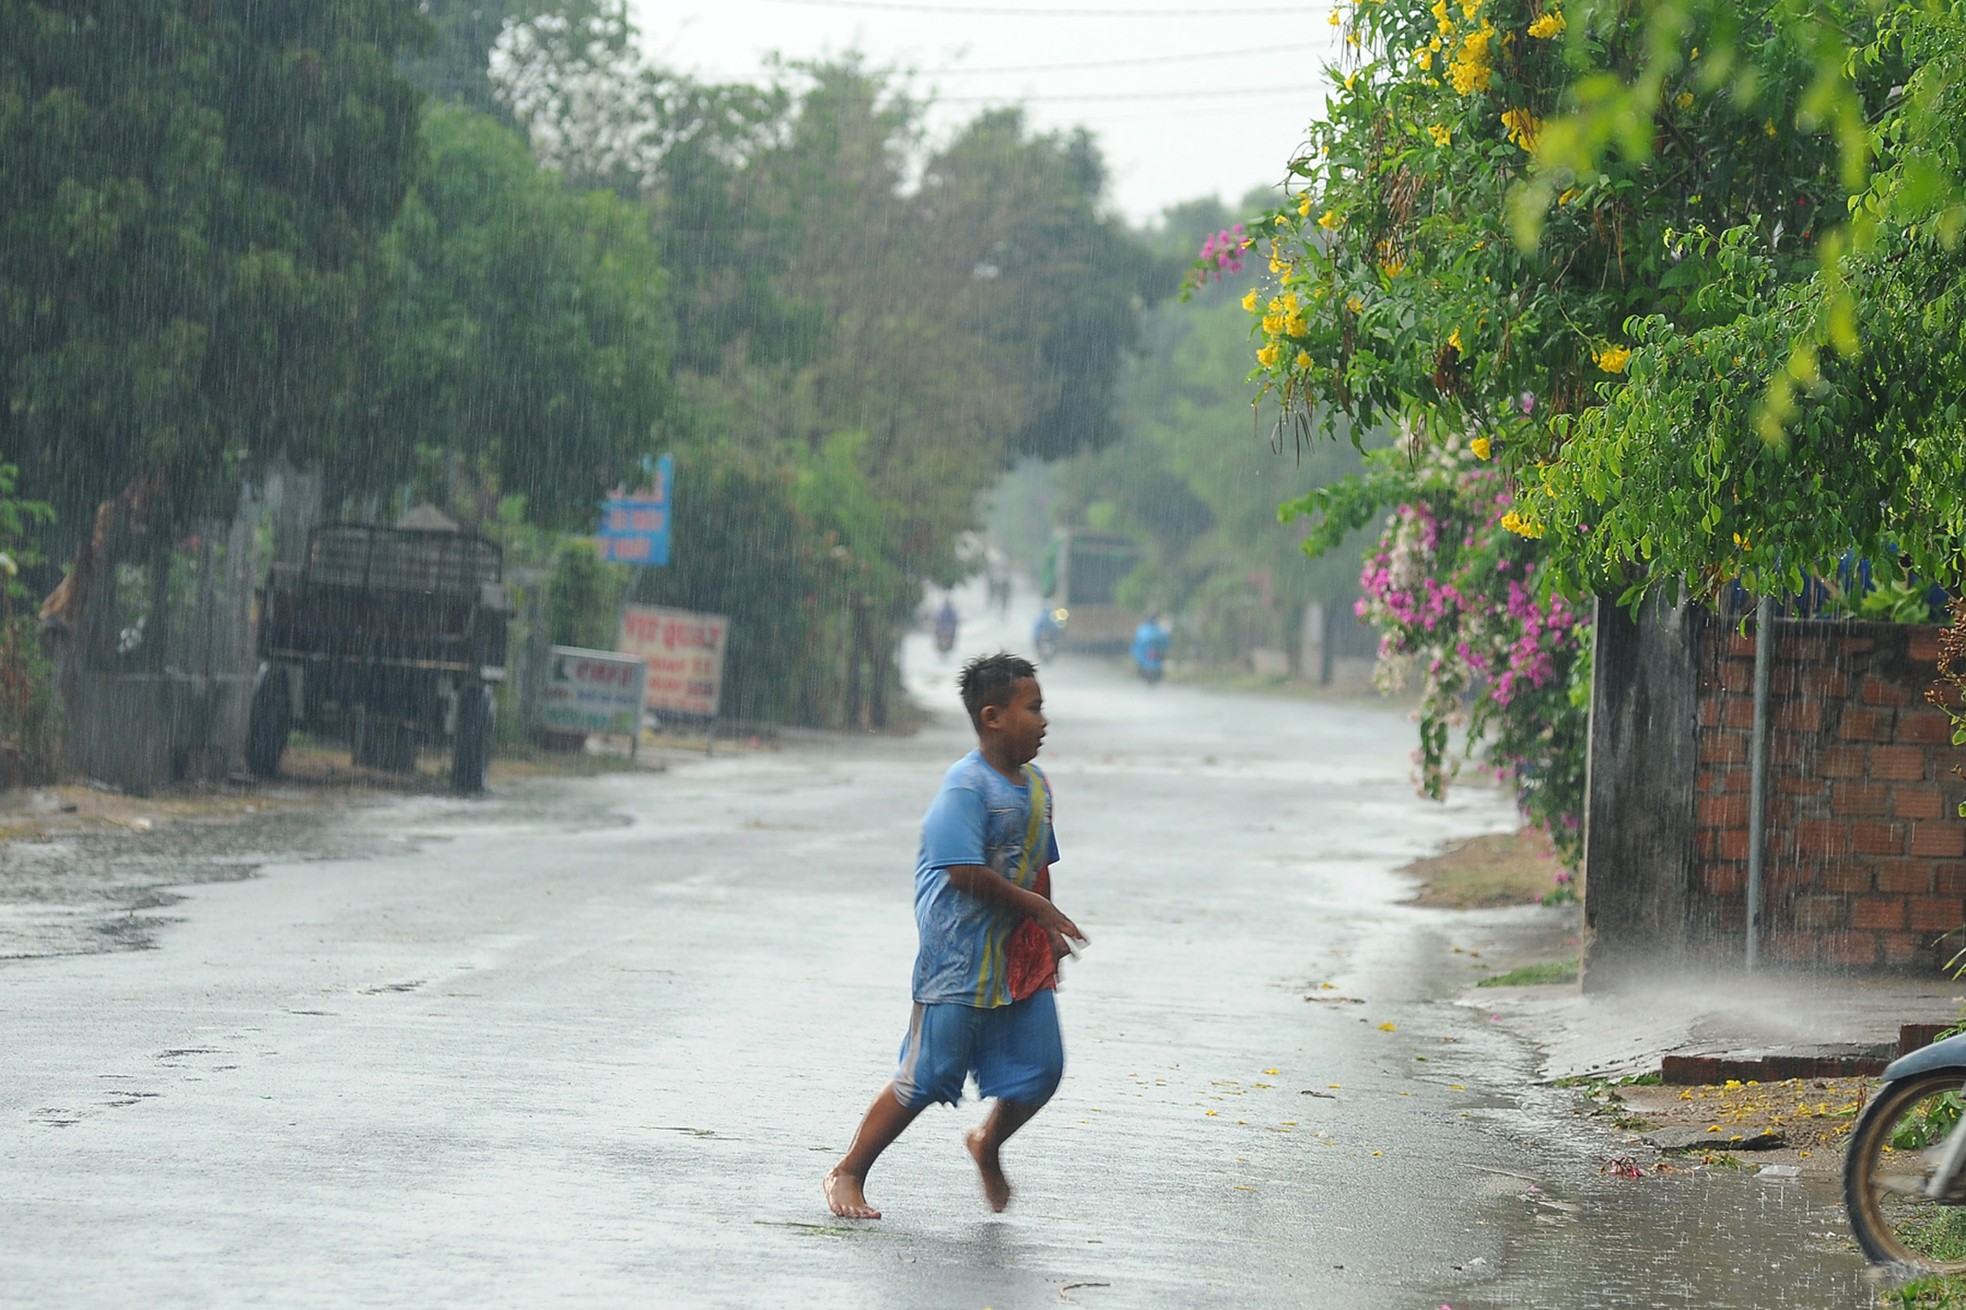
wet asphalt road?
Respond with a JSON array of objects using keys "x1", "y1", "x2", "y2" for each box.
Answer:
[{"x1": 0, "y1": 597, "x2": 1882, "y2": 1307}]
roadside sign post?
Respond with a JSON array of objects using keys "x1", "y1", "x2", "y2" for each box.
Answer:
[
  {"x1": 538, "y1": 646, "x2": 648, "y2": 759},
  {"x1": 616, "y1": 603, "x2": 729, "y2": 755},
  {"x1": 597, "y1": 454, "x2": 672, "y2": 566}
]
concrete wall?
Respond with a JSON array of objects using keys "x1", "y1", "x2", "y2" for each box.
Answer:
[{"x1": 1581, "y1": 595, "x2": 1703, "y2": 989}]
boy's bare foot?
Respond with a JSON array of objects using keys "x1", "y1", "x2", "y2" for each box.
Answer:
[
  {"x1": 823, "y1": 1167, "x2": 881, "y2": 1219},
  {"x1": 965, "y1": 1126, "x2": 1012, "y2": 1212}
]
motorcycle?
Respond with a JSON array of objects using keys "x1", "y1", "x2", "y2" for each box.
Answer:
[
  {"x1": 1033, "y1": 608, "x2": 1064, "y2": 660},
  {"x1": 1845, "y1": 1031, "x2": 1966, "y2": 1271}
]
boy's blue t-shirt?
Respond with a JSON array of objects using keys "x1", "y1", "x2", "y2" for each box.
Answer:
[{"x1": 912, "y1": 749, "x2": 1060, "y2": 1009}]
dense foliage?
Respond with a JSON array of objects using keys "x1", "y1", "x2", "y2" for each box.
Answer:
[{"x1": 0, "y1": 0, "x2": 424, "y2": 537}]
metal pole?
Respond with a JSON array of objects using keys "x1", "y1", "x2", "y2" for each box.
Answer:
[{"x1": 1746, "y1": 595, "x2": 1775, "y2": 970}]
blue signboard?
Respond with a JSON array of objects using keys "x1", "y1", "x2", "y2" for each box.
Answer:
[{"x1": 597, "y1": 453, "x2": 671, "y2": 566}]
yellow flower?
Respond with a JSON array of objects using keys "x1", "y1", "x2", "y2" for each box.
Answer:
[
  {"x1": 1345, "y1": 32, "x2": 1360, "y2": 48},
  {"x1": 1257, "y1": 342, "x2": 1281, "y2": 367},
  {"x1": 1318, "y1": 208, "x2": 1343, "y2": 231},
  {"x1": 1329, "y1": 7, "x2": 1342, "y2": 22},
  {"x1": 1557, "y1": 186, "x2": 1580, "y2": 206},
  {"x1": 1281, "y1": 292, "x2": 1300, "y2": 311},
  {"x1": 1344, "y1": 69, "x2": 1358, "y2": 89},
  {"x1": 1593, "y1": 342, "x2": 1632, "y2": 373},
  {"x1": 1447, "y1": 22, "x2": 1495, "y2": 95},
  {"x1": 1378, "y1": 256, "x2": 1405, "y2": 278},
  {"x1": 1733, "y1": 532, "x2": 1752, "y2": 550},
  {"x1": 1526, "y1": 9, "x2": 1564, "y2": 37},
  {"x1": 1428, "y1": 123, "x2": 1452, "y2": 146},
  {"x1": 1417, "y1": 46, "x2": 1435, "y2": 69},
  {"x1": 1675, "y1": 90, "x2": 1694, "y2": 110},
  {"x1": 1459, "y1": 0, "x2": 1480, "y2": 19},
  {"x1": 1429, "y1": 35, "x2": 1443, "y2": 50},
  {"x1": 1262, "y1": 312, "x2": 1287, "y2": 334},
  {"x1": 1500, "y1": 510, "x2": 1545, "y2": 539},
  {"x1": 1764, "y1": 119, "x2": 1777, "y2": 138},
  {"x1": 1285, "y1": 313, "x2": 1308, "y2": 335},
  {"x1": 1297, "y1": 192, "x2": 1314, "y2": 218},
  {"x1": 1294, "y1": 349, "x2": 1312, "y2": 368},
  {"x1": 1430, "y1": 0, "x2": 1452, "y2": 27},
  {"x1": 1242, "y1": 289, "x2": 1260, "y2": 312},
  {"x1": 1471, "y1": 436, "x2": 1492, "y2": 460},
  {"x1": 1346, "y1": 294, "x2": 1364, "y2": 313},
  {"x1": 1500, "y1": 107, "x2": 1541, "y2": 151},
  {"x1": 1448, "y1": 325, "x2": 1463, "y2": 353}
]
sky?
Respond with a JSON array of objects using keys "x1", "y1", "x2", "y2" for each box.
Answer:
[{"x1": 634, "y1": 0, "x2": 1348, "y2": 227}]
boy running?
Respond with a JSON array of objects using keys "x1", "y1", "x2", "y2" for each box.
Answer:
[{"x1": 824, "y1": 652, "x2": 1086, "y2": 1219}]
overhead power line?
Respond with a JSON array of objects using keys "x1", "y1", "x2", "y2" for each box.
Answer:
[
  {"x1": 936, "y1": 86, "x2": 1315, "y2": 103},
  {"x1": 906, "y1": 42, "x2": 1329, "y2": 76},
  {"x1": 758, "y1": 0, "x2": 1316, "y2": 16}
]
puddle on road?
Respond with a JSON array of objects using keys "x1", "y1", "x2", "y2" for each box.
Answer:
[{"x1": 1438, "y1": 1103, "x2": 1879, "y2": 1309}]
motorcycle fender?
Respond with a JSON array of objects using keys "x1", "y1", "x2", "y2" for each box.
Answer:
[{"x1": 1882, "y1": 1030, "x2": 1966, "y2": 1082}]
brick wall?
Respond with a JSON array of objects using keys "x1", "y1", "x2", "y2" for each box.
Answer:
[{"x1": 1690, "y1": 619, "x2": 1966, "y2": 972}]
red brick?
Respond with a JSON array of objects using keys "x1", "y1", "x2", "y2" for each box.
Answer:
[
  {"x1": 1836, "y1": 783, "x2": 1891, "y2": 813},
  {"x1": 1768, "y1": 931, "x2": 1818, "y2": 963},
  {"x1": 1840, "y1": 707, "x2": 1894, "y2": 742},
  {"x1": 1853, "y1": 819, "x2": 1907, "y2": 856},
  {"x1": 1824, "y1": 932, "x2": 1882, "y2": 967},
  {"x1": 1883, "y1": 931, "x2": 1927, "y2": 965},
  {"x1": 1768, "y1": 738, "x2": 1812, "y2": 770},
  {"x1": 1820, "y1": 862, "x2": 1875, "y2": 893},
  {"x1": 1822, "y1": 746, "x2": 1867, "y2": 779},
  {"x1": 1910, "y1": 824, "x2": 1966, "y2": 858},
  {"x1": 1854, "y1": 897, "x2": 1908, "y2": 930},
  {"x1": 1777, "y1": 774, "x2": 1827, "y2": 798},
  {"x1": 1703, "y1": 865, "x2": 1744, "y2": 896},
  {"x1": 1798, "y1": 666, "x2": 1850, "y2": 699},
  {"x1": 1698, "y1": 699, "x2": 1724, "y2": 728},
  {"x1": 1864, "y1": 678, "x2": 1916, "y2": 707},
  {"x1": 1899, "y1": 711, "x2": 1959, "y2": 746},
  {"x1": 1716, "y1": 829, "x2": 1749, "y2": 861},
  {"x1": 1910, "y1": 628, "x2": 1943, "y2": 662},
  {"x1": 1699, "y1": 795, "x2": 1752, "y2": 827},
  {"x1": 1718, "y1": 661, "x2": 1754, "y2": 693},
  {"x1": 1792, "y1": 894, "x2": 1847, "y2": 929},
  {"x1": 1795, "y1": 819, "x2": 1848, "y2": 857},
  {"x1": 1874, "y1": 746, "x2": 1930, "y2": 782},
  {"x1": 1727, "y1": 633, "x2": 1756, "y2": 659},
  {"x1": 1934, "y1": 864, "x2": 1966, "y2": 897},
  {"x1": 1723, "y1": 698, "x2": 1758, "y2": 730},
  {"x1": 1719, "y1": 768, "x2": 1753, "y2": 794},
  {"x1": 1880, "y1": 861, "x2": 1938, "y2": 895},
  {"x1": 1779, "y1": 630, "x2": 1833, "y2": 660},
  {"x1": 1842, "y1": 635, "x2": 1879, "y2": 655},
  {"x1": 1699, "y1": 732, "x2": 1747, "y2": 764},
  {"x1": 1909, "y1": 896, "x2": 1966, "y2": 932},
  {"x1": 1770, "y1": 861, "x2": 1814, "y2": 889},
  {"x1": 1769, "y1": 665, "x2": 1799, "y2": 696},
  {"x1": 1893, "y1": 788, "x2": 1948, "y2": 820},
  {"x1": 1773, "y1": 700, "x2": 1821, "y2": 733}
]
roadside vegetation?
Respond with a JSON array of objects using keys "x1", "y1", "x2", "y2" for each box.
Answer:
[{"x1": 1189, "y1": 0, "x2": 1966, "y2": 891}]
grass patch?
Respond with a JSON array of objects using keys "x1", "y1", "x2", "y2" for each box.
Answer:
[
  {"x1": 1885, "y1": 1276, "x2": 1966, "y2": 1308},
  {"x1": 1403, "y1": 828, "x2": 1572, "y2": 909},
  {"x1": 1475, "y1": 956, "x2": 1580, "y2": 988}
]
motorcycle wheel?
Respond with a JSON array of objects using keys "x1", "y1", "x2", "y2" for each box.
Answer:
[{"x1": 1845, "y1": 1069, "x2": 1966, "y2": 1271}]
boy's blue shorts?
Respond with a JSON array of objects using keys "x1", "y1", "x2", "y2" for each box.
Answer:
[{"x1": 893, "y1": 990, "x2": 1064, "y2": 1109}]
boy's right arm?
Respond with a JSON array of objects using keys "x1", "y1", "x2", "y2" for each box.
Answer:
[{"x1": 943, "y1": 866, "x2": 1085, "y2": 945}]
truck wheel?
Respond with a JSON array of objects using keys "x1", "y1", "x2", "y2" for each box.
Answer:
[
  {"x1": 245, "y1": 668, "x2": 291, "y2": 778},
  {"x1": 451, "y1": 684, "x2": 494, "y2": 795}
]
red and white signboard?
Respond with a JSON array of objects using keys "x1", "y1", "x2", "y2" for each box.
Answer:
[{"x1": 617, "y1": 603, "x2": 729, "y2": 719}]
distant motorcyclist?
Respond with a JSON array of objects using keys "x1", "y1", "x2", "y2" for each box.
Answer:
[
  {"x1": 1130, "y1": 615, "x2": 1169, "y2": 686},
  {"x1": 933, "y1": 597, "x2": 960, "y2": 655},
  {"x1": 1033, "y1": 607, "x2": 1062, "y2": 660}
]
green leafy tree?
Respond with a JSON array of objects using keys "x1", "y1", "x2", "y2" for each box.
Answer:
[
  {"x1": 0, "y1": 0, "x2": 424, "y2": 538},
  {"x1": 341, "y1": 101, "x2": 678, "y2": 529}
]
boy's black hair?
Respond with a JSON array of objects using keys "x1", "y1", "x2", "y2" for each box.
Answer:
[{"x1": 959, "y1": 651, "x2": 1037, "y2": 731}]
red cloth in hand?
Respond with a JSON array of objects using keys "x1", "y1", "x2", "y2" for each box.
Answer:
[{"x1": 1005, "y1": 864, "x2": 1058, "y2": 1001}]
